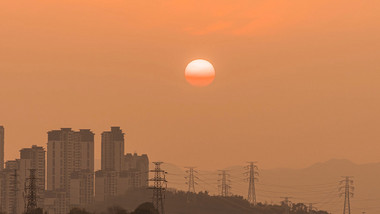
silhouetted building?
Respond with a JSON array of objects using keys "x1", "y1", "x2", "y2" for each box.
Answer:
[
  {"x1": 101, "y1": 127, "x2": 124, "y2": 172},
  {"x1": 0, "y1": 159, "x2": 32, "y2": 214},
  {"x1": 0, "y1": 168, "x2": 17, "y2": 214},
  {"x1": 70, "y1": 170, "x2": 94, "y2": 208},
  {"x1": 123, "y1": 153, "x2": 149, "y2": 188},
  {"x1": 0, "y1": 126, "x2": 4, "y2": 170},
  {"x1": 20, "y1": 145, "x2": 46, "y2": 207},
  {"x1": 95, "y1": 153, "x2": 149, "y2": 202},
  {"x1": 43, "y1": 190, "x2": 66, "y2": 214},
  {"x1": 95, "y1": 170, "x2": 119, "y2": 202},
  {"x1": 47, "y1": 128, "x2": 94, "y2": 214}
]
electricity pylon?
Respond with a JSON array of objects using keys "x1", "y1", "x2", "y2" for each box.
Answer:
[
  {"x1": 245, "y1": 162, "x2": 258, "y2": 205},
  {"x1": 149, "y1": 162, "x2": 167, "y2": 214},
  {"x1": 339, "y1": 176, "x2": 354, "y2": 214},
  {"x1": 218, "y1": 170, "x2": 231, "y2": 197},
  {"x1": 185, "y1": 167, "x2": 198, "y2": 202},
  {"x1": 24, "y1": 169, "x2": 38, "y2": 214}
]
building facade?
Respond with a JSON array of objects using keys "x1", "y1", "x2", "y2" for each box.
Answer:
[
  {"x1": 96, "y1": 127, "x2": 150, "y2": 202},
  {"x1": 47, "y1": 128, "x2": 94, "y2": 214},
  {"x1": 20, "y1": 145, "x2": 46, "y2": 208},
  {"x1": 101, "y1": 127, "x2": 124, "y2": 172},
  {"x1": 0, "y1": 159, "x2": 32, "y2": 214},
  {"x1": 43, "y1": 190, "x2": 67, "y2": 214},
  {"x1": 94, "y1": 170, "x2": 119, "y2": 202},
  {"x1": 70, "y1": 170, "x2": 94, "y2": 208},
  {"x1": 95, "y1": 152, "x2": 149, "y2": 202},
  {"x1": 123, "y1": 153, "x2": 149, "y2": 188}
]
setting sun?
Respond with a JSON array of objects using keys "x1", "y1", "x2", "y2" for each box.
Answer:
[{"x1": 185, "y1": 59, "x2": 215, "y2": 87}]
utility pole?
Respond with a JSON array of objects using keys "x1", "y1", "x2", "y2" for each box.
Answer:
[
  {"x1": 218, "y1": 170, "x2": 231, "y2": 197},
  {"x1": 25, "y1": 169, "x2": 38, "y2": 214},
  {"x1": 149, "y1": 162, "x2": 167, "y2": 214},
  {"x1": 281, "y1": 197, "x2": 293, "y2": 214},
  {"x1": 339, "y1": 176, "x2": 354, "y2": 214},
  {"x1": 245, "y1": 162, "x2": 258, "y2": 205},
  {"x1": 185, "y1": 167, "x2": 198, "y2": 202}
]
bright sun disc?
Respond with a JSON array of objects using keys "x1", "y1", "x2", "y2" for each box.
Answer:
[{"x1": 185, "y1": 59, "x2": 215, "y2": 86}]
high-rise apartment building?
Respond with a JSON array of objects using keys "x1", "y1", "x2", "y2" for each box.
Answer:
[
  {"x1": 47, "y1": 128, "x2": 94, "y2": 214},
  {"x1": 20, "y1": 145, "x2": 46, "y2": 208},
  {"x1": 96, "y1": 127, "x2": 125, "y2": 202},
  {"x1": 0, "y1": 159, "x2": 32, "y2": 214},
  {"x1": 101, "y1": 127, "x2": 124, "y2": 172},
  {"x1": 95, "y1": 153, "x2": 150, "y2": 202},
  {"x1": 0, "y1": 126, "x2": 4, "y2": 170},
  {"x1": 96, "y1": 127, "x2": 150, "y2": 203},
  {"x1": 123, "y1": 153, "x2": 149, "y2": 188},
  {"x1": 20, "y1": 146, "x2": 46, "y2": 188}
]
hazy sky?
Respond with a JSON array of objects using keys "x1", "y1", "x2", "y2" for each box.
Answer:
[{"x1": 1, "y1": 0, "x2": 379, "y2": 170}]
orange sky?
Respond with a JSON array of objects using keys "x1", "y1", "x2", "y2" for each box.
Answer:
[{"x1": 1, "y1": 0, "x2": 380, "y2": 170}]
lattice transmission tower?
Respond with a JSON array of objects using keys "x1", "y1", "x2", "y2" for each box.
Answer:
[
  {"x1": 245, "y1": 162, "x2": 258, "y2": 205},
  {"x1": 24, "y1": 169, "x2": 39, "y2": 214},
  {"x1": 339, "y1": 176, "x2": 354, "y2": 214},
  {"x1": 185, "y1": 167, "x2": 198, "y2": 202},
  {"x1": 149, "y1": 162, "x2": 167, "y2": 214},
  {"x1": 218, "y1": 170, "x2": 231, "y2": 197}
]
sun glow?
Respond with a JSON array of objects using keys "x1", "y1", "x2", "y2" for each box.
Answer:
[{"x1": 185, "y1": 59, "x2": 215, "y2": 86}]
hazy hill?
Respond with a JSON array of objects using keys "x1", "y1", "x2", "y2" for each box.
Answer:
[
  {"x1": 90, "y1": 189, "x2": 328, "y2": 214},
  {"x1": 163, "y1": 159, "x2": 380, "y2": 214}
]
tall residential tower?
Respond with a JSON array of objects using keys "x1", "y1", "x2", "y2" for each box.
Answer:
[
  {"x1": 47, "y1": 128, "x2": 94, "y2": 214},
  {"x1": 101, "y1": 127, "x2": 124, "y2": 172},
  {"x1": 20, "y1": 145, "x2": 46, "y2": 190},
  {"x1": 95, "y1": 127, "x2": 149, "y2": 202},
  {"x1": 20, "y1": 145, "x2": 46, "y2": 209}
]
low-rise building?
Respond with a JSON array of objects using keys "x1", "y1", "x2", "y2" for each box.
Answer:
[
  {"x1": 95, "y1": 153, "x2": 149, "y2": 202},
  {"x1": 70, "y1": 170, "x2": 94, "y2": 208}
]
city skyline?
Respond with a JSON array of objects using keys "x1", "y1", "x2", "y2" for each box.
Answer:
[
  {"x1": 2, "y1": 124, "x2": 380, "y2": 171},
  {"x1": 1, "y1": 125, "x2": 376, "y2": 214},
  {"x1": 0, "y1": 126, "x2": 150, "y2": 214}
]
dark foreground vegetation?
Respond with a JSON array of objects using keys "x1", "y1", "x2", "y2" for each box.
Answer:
[
  {"x1": 71, "y1": 202, "x2": 157, "y2": 214},
  {"x1": 75, "y1": 188, "x2": 330, "y2": 214}
]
